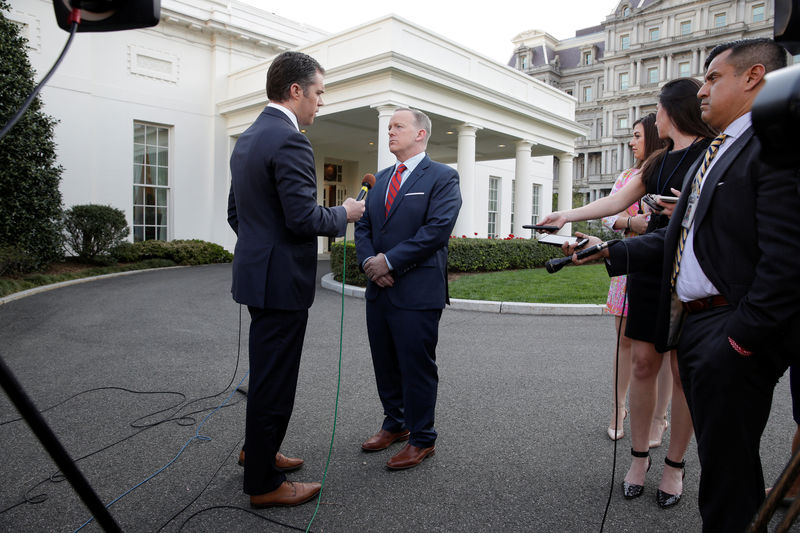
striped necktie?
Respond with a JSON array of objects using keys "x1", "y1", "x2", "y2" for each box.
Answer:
[
  {"x1": 670, "y1": 134, "x2": 727, "y2": 289},
  {"x1": 385, "y1": 163, "x2": 406, "y2": 217}
]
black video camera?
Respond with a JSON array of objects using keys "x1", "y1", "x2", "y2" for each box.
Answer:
[{"x1": 752, "y1": 0, "x2": 800, "y2": 169}]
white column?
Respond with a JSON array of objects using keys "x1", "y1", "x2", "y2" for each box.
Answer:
[
  {"x1": 666, "y1": 54, "x2": 674, "y2": 80},
  {"x1": 584, "y1": 151, "x2": 589, "y2": 182},
  {"x1": 636, "y1": 60, "x2": 643, "y2": 85},
  {"x1": 691, "y1": 49, "x2": 699, "y2": 75},
  {"x1": 557, "y1": 153, "x2": 575, "y2": 235},
  {"x1": 660, "y1": 56, "x2": 667, "y2": 81},
  {"x1": 699, "y1": 48, "x2": 707, "y2": 73},
  {"x1": 514, "y1": 140, "x2": 534, "y2": 238},
  {"x1": 374, "y1": 104, "x2": 398, "y2": 171},
  {"x1": 453, "y1": 123, "x2": 481, "y2": 238}
]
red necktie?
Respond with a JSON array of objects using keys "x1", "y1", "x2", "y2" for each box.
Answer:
[{"x1": 385, "y1": 163, "x2": 406, "y2": 217}]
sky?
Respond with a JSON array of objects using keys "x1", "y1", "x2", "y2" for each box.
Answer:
[{"x1": 240, "y1": 0, "x2": 616, "y2": 64}]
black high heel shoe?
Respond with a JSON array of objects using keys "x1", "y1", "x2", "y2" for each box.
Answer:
[
  {"x1": 622, "y1": 448, "x2": 651, "y2": 499},
  {"x1": 656, "y1": 457, "x2": 686, "y2": 508}
]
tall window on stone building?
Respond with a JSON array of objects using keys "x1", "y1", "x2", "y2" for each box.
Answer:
[
  {"x1": 133, "y1": 122, "x2": 169, "y2": 241},
  {"x1": 714, "y1": 13, "x2": 726, "y2": 27},
  {"x1": 619, "y1": 72, "x2": 630, "y2": 90},
  {"x1": 488, "y1": 177, "x2": 499, "y2": 238},
  {"x1": 583, "y1": 51, "x2": 593, "y2": 65},
  {"x1": 752, "y1": 4, "x2": 765, "y2": 22},
  {"x1": 648, "y1": 66, "x2": 659, "y2": 84},
  {"x1": 649, "y1": 27, "x2": 660, "y2": 41},
  {"x1": 520, "y1": 53, "x2": 528, "y2": 70},
  {"x1": 679, "y1": 61, "x2": 691, "y2": 77},
  {"x1": 531, "y1": 184, "x2": 541, "y2": 226},
  {"x1": 620, "y1": 34, "x2": 630, "y2": 50},
  {"x1": 680, "y1": 20, "x2": 692, "y2": 35},
  {"x1": 583, "y1": 86, "x2": 593, "y2": 102}
]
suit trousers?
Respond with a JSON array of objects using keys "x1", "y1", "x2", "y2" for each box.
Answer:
[
  {"x1": 366, "y1": 290, "x2": 441, "y2": 448},
  {"x1": 678, "y1": 306, "x2": 786, "y2": 532},
  {"x1": 243, "y1": 305, "x2": 308, "y2": 495}
]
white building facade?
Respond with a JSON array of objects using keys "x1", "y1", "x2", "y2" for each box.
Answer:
[{"x1": 10, "y1": 0, "x2": 585, "y2": 253}]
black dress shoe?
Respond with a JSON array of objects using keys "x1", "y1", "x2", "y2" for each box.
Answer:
[
  {"x1": 656, "y1": 457, "x2": 686, "y2": 509},
  {"x1": 622, "y1": 448, "x2": 651, "y2": 499}
]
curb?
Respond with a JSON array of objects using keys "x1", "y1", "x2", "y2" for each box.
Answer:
[
  {"x1": 320, "y1": 273, "x2": 606, "y2": 316},
  {"x1": 0, "y1": 266, "x2": 186, "y2": 306}
]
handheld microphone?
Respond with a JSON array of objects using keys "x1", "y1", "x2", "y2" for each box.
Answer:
[
  {"x1": 356, "y1": 173, "x2": 376, "y2": 201},
  {"x1": 545, "y1": 239, "x2": 620, "y2": 274}
]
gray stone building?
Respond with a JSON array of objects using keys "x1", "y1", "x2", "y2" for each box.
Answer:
[{"x1": 511, "y1": 0, "x2": 776, "y2": 202}]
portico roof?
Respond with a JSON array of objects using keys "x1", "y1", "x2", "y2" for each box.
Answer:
[{"x1": 219, "y1": 14, "x2": 588, "y2": 164}]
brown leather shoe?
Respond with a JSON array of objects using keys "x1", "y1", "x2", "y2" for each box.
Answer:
[
  {"x1": 249, "y1": 481, "x2": 321, "y2": 508},
  {"x1": 386, "y1": 443, "x2": 435, "y2": 470},
  {"x1": 361, "y1": 429, "x2": 410, "y2": 452},
  {"x1": 237, "y1": 450, "x2": 304, "y2": 472}
]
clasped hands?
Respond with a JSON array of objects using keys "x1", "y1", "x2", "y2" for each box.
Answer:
[{"x1": 364, "y1": 253, "x2": 394, "y2": 287}]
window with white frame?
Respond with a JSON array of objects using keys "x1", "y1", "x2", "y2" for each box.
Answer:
[
  {"x1": 511, "y1": 179, "x2": 516, "y2": 232},
  {"x1": 488, "y1": 177, "x2": 499, "y2": 237},
  {"x1": 680, "y1": 20, "x2": 692, "y2": 35},
  {"x1": 678, "y1": 61, "x2": 691, "y2": 77},
  {"x1": 752, "y1": 4, "x2": 765, "y2": 22},
  {"x1": 531, "y1": 184, "x2": 541, "y2": 225},
  {"x1": 623, "y1": 6, "x2": 631, "y2": 17},
  {"x1": 648, "y1": 66, "x2": 659, "y2": 84},
  {"x1": 583, "y1": 50, "x2": 593, "y2": 65},
  {"x1": 714, "y1": 13, "x2": 726, "y2": 28},
  {"x1": 620, "y1": 34, "x2": 630, "y2": 50},
  {"x1": 520, "y1": 53, "x2": 528, "y2": 70},
  {"x1": 619, "y1": 72, "x2": 630, "y2": 90},
  {"x1": 583, "y1": 85, "x2": 593, "y2": 102},
  {"x1": 617, "y1": 115, "x2": 629, "y2": 130},
  {"x1": 649, "y1": 27, "x2": 660, "y2": 41},
  {"x1": 133, "y1": 122, "x2": 169, "y2": 241}
]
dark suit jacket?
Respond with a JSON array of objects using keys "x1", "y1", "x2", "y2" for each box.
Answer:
[
  {"x1": 354, "y1": 155, "x2": 462, "y2": 310},
  {"x1": 227, "y1": 107, "x2": 346, "y2": 310},
  {"x1": 607, "y1": 126, "x2": 800, "y2": 354}
]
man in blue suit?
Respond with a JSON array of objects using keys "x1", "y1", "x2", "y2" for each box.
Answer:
[
  {"x1": 227, "y1": 51, "x2": 364, "y2": 508},
  {"x1": 355, "y1": 108, "x2": 462, "y2": 470}
]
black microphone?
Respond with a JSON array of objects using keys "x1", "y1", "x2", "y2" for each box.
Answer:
[
  {"x1": 545, "y1": 239, "x2": 620, "y2": 274},
  {"x1": 356, "y1": 173, "x2": 376, "y2": 201}
]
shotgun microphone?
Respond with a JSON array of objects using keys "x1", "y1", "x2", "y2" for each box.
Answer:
[
  {"x1": 357, "y1": 174, "x2": 376, "y2": 201},
  {"x1": 545, "y1": 239, "x2": 620, "y2": 274}
]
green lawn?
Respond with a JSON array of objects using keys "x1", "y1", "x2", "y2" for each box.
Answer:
[{"x1": 449, "y1": 263, "x2": 610, "y2": 304}]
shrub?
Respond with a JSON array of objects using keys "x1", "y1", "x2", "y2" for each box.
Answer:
[
  {"x1": 0, "y1": 245, "x2": 38, "y2": 276},
  {"x1": 63, "y1": 204, "x2": 130, "y2": 261},
  {"x1": 447, "y1": 238, "x2": 562, "y2": 272},
  {"x1": 330, "y1": 241, "x2": 368, "y2": 286},
  {"x1": 110, "y1": 239, "x2": 232, "y2": 265},
  {"x1": 0, "y1": 0, "x2": 64, "y2": 269},
  {"x1": 330, "y1": 238, "x2": 563, "y2": 286}
]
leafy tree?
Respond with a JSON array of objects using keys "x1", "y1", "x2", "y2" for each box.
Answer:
[{"x1": 0, "y1": 0, "x2": 64, "y2": 270}]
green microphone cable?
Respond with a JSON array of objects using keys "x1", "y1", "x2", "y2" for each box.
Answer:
[{"x1": 305, "y1": 236, "x2": 348, "y2": 532}]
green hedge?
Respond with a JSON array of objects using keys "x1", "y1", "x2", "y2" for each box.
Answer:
[
  {"x1": 112, "y1": 239, "x2": 232, "y2": 265},
  {"x1": 447, "y1": 238, "x2": 562, "y2": 272},
  {"x1": 330, "y1": 241, "x2": 368, "y2": 286},
  {"x1": 330, "y1": 238, "x2": 563, "y2": 286}
]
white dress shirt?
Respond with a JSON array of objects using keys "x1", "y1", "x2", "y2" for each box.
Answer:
[
  {"x1": 267, "y1": 102, "x2": 299, "y2": 131},
  {"x1": 675, "y1": 113, "x2": 752, "y2": 302}
]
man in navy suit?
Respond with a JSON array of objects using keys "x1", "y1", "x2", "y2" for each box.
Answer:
[
  {"x1": 355, "y1": 108, "x2": 462, "y2": 470},
  {"x1": 571, "y1": 39, "x2": 800, "y2": 531},
  {"x1": 227, "y1": 51, "x2": 364, "y2": 508}
]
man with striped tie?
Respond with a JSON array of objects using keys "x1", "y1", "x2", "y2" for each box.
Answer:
[
  {"x1": 570, "y1": 38, "x2": 800, "y2": 531},
  {"x1": 354, "y1": 108, "x2": 461, "y2": 470}
]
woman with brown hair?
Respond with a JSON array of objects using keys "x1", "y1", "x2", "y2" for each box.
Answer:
[{"x1": 601, "y1": 113, "x2": 671, "y2": 446}]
